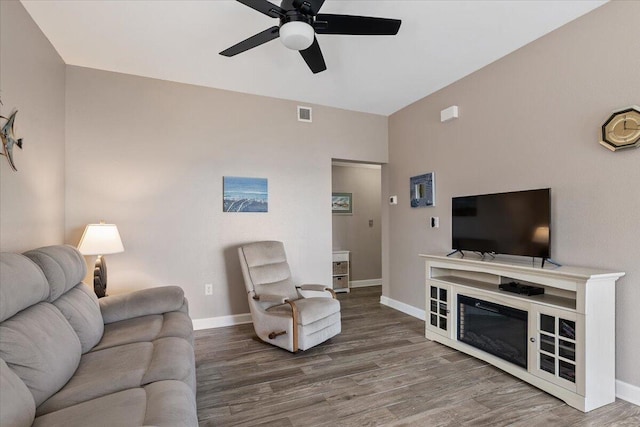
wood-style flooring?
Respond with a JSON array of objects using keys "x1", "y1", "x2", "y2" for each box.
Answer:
[{"x1": 195, "y1": 286, "x2": 639, "y2": 426}]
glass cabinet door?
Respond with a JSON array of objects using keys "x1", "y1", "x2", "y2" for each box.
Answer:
[
  {"x1": 530, "y1": 305, "x2": 579, "y2": 391},
  {"x1": 426, "y1": 282, "x2": 450, "y2": 338}
]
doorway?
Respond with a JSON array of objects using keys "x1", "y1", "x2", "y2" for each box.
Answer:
[{"x1": 331, "y1": 161, "x2": 382, "y2": 290}]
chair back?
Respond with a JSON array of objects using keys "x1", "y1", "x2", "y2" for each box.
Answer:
[{"x1": 238, "y1": 241, "x2": 298, "y2": 301}]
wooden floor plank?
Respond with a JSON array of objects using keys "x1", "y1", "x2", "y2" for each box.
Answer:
[{"x1": 195, "y1": 286, "x2": 638, "y2": 426}]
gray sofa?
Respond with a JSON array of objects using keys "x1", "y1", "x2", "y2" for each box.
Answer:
[{"x1": 0, "y1": 245, "x2": 198, "y2": 426}]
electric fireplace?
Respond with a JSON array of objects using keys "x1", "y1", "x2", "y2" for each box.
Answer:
[{"x1": 457, "y1": 295, "x2": 528, "y2": 368}]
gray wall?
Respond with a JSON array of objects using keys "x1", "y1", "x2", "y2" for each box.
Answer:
[
  {"x1": 0, "y1": 0, "x2": 66, "y2": 251},
  {"x1": 64, "y1": 66, "x2": 388, "y2": 321},
  {"x1": 385, "y1": 1, "x2": 640, "y2": 388},
  {"x1": 332, "y1": 164, "x2": 381, "y2": 281}
]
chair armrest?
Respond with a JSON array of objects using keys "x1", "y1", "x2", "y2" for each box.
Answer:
[
  {"x1": 297, "y1": 284, "x2": 336, "y2": 299},
  {"x1": 252, "y1": 293, "x2": 288, "y2": 305},
  {"x1": 100, "y1": 286, "x2": 187, "y2": 324},
  {"x1": 297, "y1": 284, "x2": 327, "y2": 292}
]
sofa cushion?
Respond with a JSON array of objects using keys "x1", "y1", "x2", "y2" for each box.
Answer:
[
  {"x1": 158, "y1": 311, "x2": 195, "y2": 346},
  {"x1": 52, "y1": 283, "x2": 104, "y2": 353},
  {"x1": 141, "y1": 337, "x2": 196, "y2": 392},
  {"x1": 0, "y1": 358, "x2": 36, "y2": 427},
  {"x1": 33, "y1": 388, "x2": 147, "y2": 427},
  {"x1": 36, "y1": 337, "x2": 195, "y2": 416},
  {"x1": 23, "y1": 245, "x2": 86, "y2": 302},
  {"x1": 0, "y1": 302, "x2": 82, "y2": 407},
  {"x1": 0, "y1": 252, "x2": 49, "y2": 322},
  {"x1": 91, "y1": 311, "x2": 193, "y2": 352},
  {"x1": 94, "y1": 314, "x2": 162, "y2": 350},
  {"x1": 142, "y1": 380, "x2": 198, "y2": 427},
  {"x1": 32, "y1": 380, "x2": 197, "y2": 427},
  {"x1": 36, "y1": 342, "x2": 153, "y2": 416}
]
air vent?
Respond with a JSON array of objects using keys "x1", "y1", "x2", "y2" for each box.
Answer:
[{"x1": 297, "y1": 106, "x2": 312, "y2": 122}]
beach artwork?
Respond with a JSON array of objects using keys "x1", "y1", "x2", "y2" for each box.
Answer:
[
  {"x1": 223, "y1": 176, "x2": 268, "y2": 213},
  {"x1": 332, "y1": 192, "x2": 352, "y2": 214}
]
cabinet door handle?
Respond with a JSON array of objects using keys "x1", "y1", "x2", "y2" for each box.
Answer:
[{"x1": 530, "y1": 337, "x2": 536, "y2": 343}]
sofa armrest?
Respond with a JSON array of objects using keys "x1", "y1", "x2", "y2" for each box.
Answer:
[{"x1": 100, "y1": 286, "x2": 188, "y2": 324}]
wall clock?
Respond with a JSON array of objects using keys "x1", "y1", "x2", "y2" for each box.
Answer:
[{"x1": 600, "y1": 106, "x2": 640, "y2": 151}]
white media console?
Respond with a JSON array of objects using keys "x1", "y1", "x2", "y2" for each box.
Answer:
[{"x1": 420, "y1": 253, "x2": 624, "y2": 412}]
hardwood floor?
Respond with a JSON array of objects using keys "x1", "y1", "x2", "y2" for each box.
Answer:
[{"x1": 195, "y1": 286, "x2": 639, "y2": 426}]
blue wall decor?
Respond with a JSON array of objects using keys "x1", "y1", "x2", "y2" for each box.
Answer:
[
  {"x1": 223, "y1": 176, "x2": 268, "y2": 212},
  {"x1": 410, "y1": 172, "x2": 435, "y2": 208}
]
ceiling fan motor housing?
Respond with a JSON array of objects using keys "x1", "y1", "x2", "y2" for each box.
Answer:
[{"x1": 279, "y1": 11, "x2": 314, "y2": 50}]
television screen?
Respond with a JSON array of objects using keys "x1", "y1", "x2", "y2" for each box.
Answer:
[{"x1": 452, "y1": 188, "x2": 551, "y2": 258}]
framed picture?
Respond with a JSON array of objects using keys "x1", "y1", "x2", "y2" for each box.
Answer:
[
  {"x1": 332, "y1": 192, "x2": 352, "y2": 214},
  {"x1": 223, "y1": 176, "x2": 268, "y2": 212},
  {"x1": 410, "y1": 172, "x2": 435, "y2": 208}
]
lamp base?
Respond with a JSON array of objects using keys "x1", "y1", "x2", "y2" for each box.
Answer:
[{"x1": 93, "y1": 255, "x2": 108, "y2": 298}]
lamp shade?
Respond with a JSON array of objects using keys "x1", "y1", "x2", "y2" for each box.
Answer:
[{"x1": 77, "y1": 223, "x2": 124, "y2": 255}]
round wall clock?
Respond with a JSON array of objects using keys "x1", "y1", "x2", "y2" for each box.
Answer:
[{"x1": 600, "y1": 106, "x2": 640, "y2": 151}]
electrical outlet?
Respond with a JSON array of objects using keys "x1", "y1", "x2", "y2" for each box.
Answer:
[
  {"x1": 204, "y1": 283, "x2": 213, "y2": 295},
  {"x1": 431, "y1": 217, "x2": 440, "y2": 228}
]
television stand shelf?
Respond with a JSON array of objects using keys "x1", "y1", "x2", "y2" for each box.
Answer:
[{"x1": 420, "y1": 253, "x2": 625, "y2": 412}]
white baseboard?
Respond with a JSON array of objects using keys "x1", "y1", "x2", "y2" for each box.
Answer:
[
  {"x1": 616, "y1": 379, "x2": 640, "y2": 407},
  {"x1": 349, "y1": 278, "x2": 382, "y2": 288},
  {"x1": 192, "y1": 313, "x2": 252, "y2": 330},
  {"x1": 380, "y1": 295, "x2": 425, "y2": 321},
  {"x1": 379, "y1": 295, "x2": 640, "y2": 407}
]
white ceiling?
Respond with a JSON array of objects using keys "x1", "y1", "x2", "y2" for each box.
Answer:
[{"x1": 21, "y1": 0, "x2": 606, "y2": 116}]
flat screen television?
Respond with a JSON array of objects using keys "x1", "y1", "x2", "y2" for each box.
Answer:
[{"x1": 451, "y1": 188, "x2": 551, "y2": 259}]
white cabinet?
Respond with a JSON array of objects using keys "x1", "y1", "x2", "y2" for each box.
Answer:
[
  {"x1": 421, "y1": 254, "x2": 624, "y2": 412},
  {"x1": 332, "y1": 250, "x2": 350, "y2": 293}
]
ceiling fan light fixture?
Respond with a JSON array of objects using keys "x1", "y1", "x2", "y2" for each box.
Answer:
[{"x1": 279, "y1": 21, "x2": 314, "y2": 50}]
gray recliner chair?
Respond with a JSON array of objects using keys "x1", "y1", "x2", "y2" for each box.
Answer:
[{"x1": 238, "y1": 241, "x2": 341, "y2": 352}]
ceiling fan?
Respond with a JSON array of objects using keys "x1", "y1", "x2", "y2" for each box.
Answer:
[{"x1": 219, "y1": 0, "x2": 401, "y2": 74}]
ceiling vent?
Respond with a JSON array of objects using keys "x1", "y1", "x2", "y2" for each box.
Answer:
[{"x1": 297, "y1": 106, "x2": 312, "y2": 122}]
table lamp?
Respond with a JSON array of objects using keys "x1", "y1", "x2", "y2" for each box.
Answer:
[{"x1": 78, "y1": 221, "x2": 124, "y2": 297}]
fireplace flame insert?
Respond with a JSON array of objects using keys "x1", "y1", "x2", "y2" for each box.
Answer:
[{"x1": 457, "y1": 294, "x2": 528, "y2": 368}]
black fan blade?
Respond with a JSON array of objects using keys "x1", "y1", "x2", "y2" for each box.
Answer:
[
  {"x1": 237, "y1": 0, "x2": 285, "y2": 18},
  {"x1": 314, "y1": 14, "x2": 401, "y2": 35},
  {"x1": 292, "y1": 0, "x2": 326, "y2": 15},
  {"x1": 219, "y1": 26, "x2": 280, "y2": 57},
  {"x1": 299, "y1": 37, "x2": 327, "y2": 74}
]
